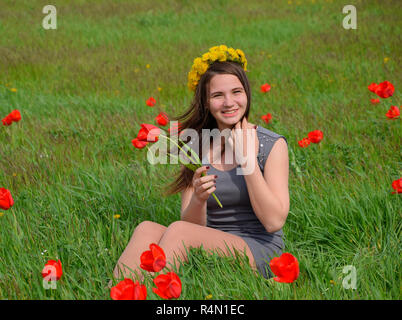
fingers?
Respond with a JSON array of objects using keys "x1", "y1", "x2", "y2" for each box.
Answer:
[
  {"x1": 196, "y1": 179, "x2": 216, "y2": 192},
  {"x1": 193, "y1": 165, "x2": 209, "y2": 181},
  {"x1": 192, "y1": 166, "x2": 218, "y2": 201},
  {"x1": 198, "y1": 185, "x2": 217, "y2": 199},
  {"x1": 193, "y1": 173, "x2": 217, "y2": 189}
]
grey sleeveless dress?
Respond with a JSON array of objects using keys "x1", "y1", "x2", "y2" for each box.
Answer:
[{"x1": 205, "y1": 126, "x2": 287, "y2": 279}]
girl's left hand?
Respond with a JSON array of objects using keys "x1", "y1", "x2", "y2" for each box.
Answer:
[{"x1": 228, "y1": 117, "x2": 259, "y2": 168}]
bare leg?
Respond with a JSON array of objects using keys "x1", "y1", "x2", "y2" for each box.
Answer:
[
  {"x1": 109, "y1": 220, "x2": 257, "y2": 289},
  {"x1": 157, "y1": 221, "x2": 257, "y2": 274},
  {"x1": 112, "y1": 221, "x2": 167, "y2": 283}
]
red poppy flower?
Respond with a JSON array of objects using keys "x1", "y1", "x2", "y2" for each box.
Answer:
[
  {"x1": 370, "y1": 98, "x2": 380, "y2": 105},
  {"x1": 41, "y1": 259, "x2": 63, "y2": 280},
  {"x1": 110, "y1": 278, "x2": 147, "y2": 300},
  {"x1": 152, "y1": 272, "x2": 182, "y2": 299},
  {"x1": 375, "y1": 81, "x2": 394, "y2": 99},
  {"x1": 307, "y1": 130, "x2": 323, "y2": 143},
  {"x1": 0, "y1": 188, "x2": 14, "y2": 210},
  {"x1": 2, "y1": 116, "x2": 12, "y2": 126},
  {"x1": 260, "y1": 83, "x2": 271, "y2": 93},
  {"x1": 9, "y1": 110, "x2": 21, "y2": 122},
  {"x1": 132, "y1": 138, "x2": 148, "y2": 149},
  {"x1": 298, "y1": 138, "x2": 310, "y2": 148},
  {"x1": 140, "y1": 243, "x2": 166, "y2": 272},
  {"x1": 261, "y1": 113, "x2": 272, "y2": 124},
  {"x1": 368, "y1": 83, "x2": 378, "y2": 93},
  {"x1": 386, "y1": 106, "x2": 400, "y2": 119},
  {"x1": 269, "y1": 252, "x2": 299, "y2": 283},
  {"x1": 155, "y1": 112, "x2": 169, "y2": 126},
  {"x1": 391, "y1": 178, "x2": 402, "y2": 194},
  {"x1": 2, "y1": 110, "x2": 21, "y2": 126},
  {"x1": 146, "y1": 97, "x2": 156, "y2": 107},
  {"x1": 137, "y1": 124, "x2": 160, "y2": 143}
]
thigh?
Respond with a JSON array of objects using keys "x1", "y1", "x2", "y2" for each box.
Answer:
[{"x1": 160, "y1": 221, "x2": 257, "y2": 269}]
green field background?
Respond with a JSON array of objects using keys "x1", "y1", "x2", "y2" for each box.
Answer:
[{"x1": 0, "y1": 0, "x2": 400, "y2": 299}]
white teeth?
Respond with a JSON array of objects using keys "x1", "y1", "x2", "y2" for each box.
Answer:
[{"x1": 223, "y1": 110, "x2": 237, "y2": 114}]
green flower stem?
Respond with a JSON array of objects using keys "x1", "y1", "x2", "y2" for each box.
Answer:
[
  {"x1": 158, "y1": 134, "x2": 223, "y2": 208},
  {"x1": 159, "y1": 134, "x2": 198, "y2": 165}
]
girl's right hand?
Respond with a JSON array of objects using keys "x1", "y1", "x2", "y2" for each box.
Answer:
[{"x1": 191, "y1": 166, "x2": 217, "y2": 203}]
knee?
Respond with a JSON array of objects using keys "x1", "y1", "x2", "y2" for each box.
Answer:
[
  {"x1": 134, "y1": 220, "x2": 162, "y2": 236},
  {"x1": 162, "y1": 221, "x2": 190, "y2": 243}
]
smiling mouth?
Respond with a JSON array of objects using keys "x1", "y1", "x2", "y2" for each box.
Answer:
[{"x1": 222, "y1": 109, "x2": 238, "y2": 114}]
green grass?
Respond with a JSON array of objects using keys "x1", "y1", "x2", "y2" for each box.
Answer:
[{"x1": 0, "y1": 0, "x2": 401, "y2": 299}]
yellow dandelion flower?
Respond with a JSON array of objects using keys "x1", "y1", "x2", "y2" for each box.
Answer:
[
  {"x1": 219, "y1": 45, "x2": 228, "y2": 52},
  {"x1": 217, "y1": 51, "x2": 227, "y2": 62},
  {"x1": 13, "y1": 173, "x2": 17, "y2": 177},
  {"x1": 201, "y1": 52, "x2": 210, "y2": 62},
  {"x1": 227, "y1": 48, "x2": 239, "y2": 60},
  {"x1": 194, "y1": 60, "x2": 208, "y2": 74},
  {"x1": 114, "y1": 214, "x2": 121, "y2": 219},
  {"x1": 158, "y1": 87, "x2": 162, "y2": 92},
  {"x1": 209, "y1": 51, "x2": 219, "y2": 61},
  {"x1": 205, "y1": 294, "x2": 213, "y2": 299},
  {"x1": 384, "y1": 57, "x2": 390, "y2": 63},
  {"x1": 330, "y1": 280, "x2": 335, "y2": 285},
  {"x1": 0, "y1": 212, "x2": 4, "y2": 217},
  {"x1": 10, "y1": 88, "x2": 17, "y2": 92},
  {"x1": 146, "y1": 64, "x2": 150, "y2": 69},
  {"x1": 188, "y1": 70, "x2": 199, "y2": 82},
  {"x1": 236, "y1": 49, "x2": 245, "y2": 59},
  {"x1": 200, "y1": 62, "x2": 209, "y2": 73},
  {"x1": 193, "y1": 57, "x2": 202, "y2": 65}
]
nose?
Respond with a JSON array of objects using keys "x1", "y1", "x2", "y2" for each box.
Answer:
[{"x1": 223, "y1": 94, "x2": 235, "y2": 107}]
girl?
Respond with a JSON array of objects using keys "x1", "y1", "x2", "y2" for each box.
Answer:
[{"x1": 112, "y1": 46, "x2": 289, "y2": 281}]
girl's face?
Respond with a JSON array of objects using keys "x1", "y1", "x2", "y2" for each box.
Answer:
[{"x1": 207, "y1": 74, "x2": 248, "y2": 131}]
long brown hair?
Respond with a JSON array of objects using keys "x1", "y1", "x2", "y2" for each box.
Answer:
[{"x1": 163, "y1": 60, "x2": 252, "y2": 196}]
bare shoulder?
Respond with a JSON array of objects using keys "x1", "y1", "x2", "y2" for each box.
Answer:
[
  {"x1": 264, "y1": 137, "x2": 289, "y2": 170},
  {"x1": 271, "y1": 137, "x2": 288, "y2": 153}
]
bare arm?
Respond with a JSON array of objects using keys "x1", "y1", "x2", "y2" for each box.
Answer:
[
  {"x1": 243, "y1": 137, "x2": 290, "y2": 233},
  {"x1": 180, "y1": 187, "x2": 207, "y2": 226}
]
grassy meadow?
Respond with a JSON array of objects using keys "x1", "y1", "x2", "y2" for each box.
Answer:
[{"x1": 0, "y1": 0, "x2": 401, "y2": 299}]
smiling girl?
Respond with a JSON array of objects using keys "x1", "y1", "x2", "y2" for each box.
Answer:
[{"x1": 113, "y1": 45, "x2": 289, "y2": 281}]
